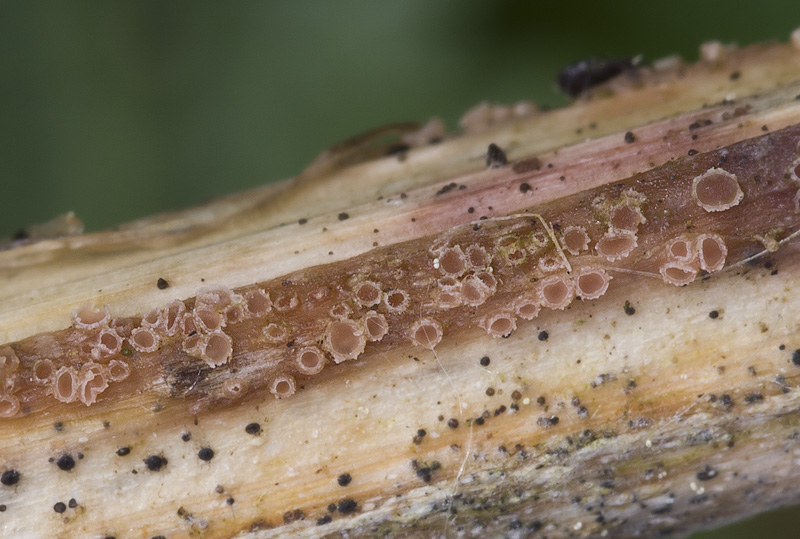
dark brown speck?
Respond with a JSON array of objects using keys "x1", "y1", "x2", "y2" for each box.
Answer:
[
  {"x1": 56, "y1": 454, "x2": 75, "y2": 471},
  {"x1": 338, "y1": 499, "x2": 358, "y2": 514},
  {"x1": 144, "y1": 455, "x2": 167, "y2": 472},
  {"x1": 1, "y1": 470, "x2": 19, "y2": 486},
  {"x1": 337, "y1": 473, "x2": 352, "y2": 486},
  {"x1": 791, "y1": 349, "x2": 800, "y2": 366}
]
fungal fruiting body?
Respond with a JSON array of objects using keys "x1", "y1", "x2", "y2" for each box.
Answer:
[
  {"x1": 691, "y1": 167, "x2": 743, "y2": 212},
  {"x1": 1, "y1": 37, "x2": 800, "y2": 539}
]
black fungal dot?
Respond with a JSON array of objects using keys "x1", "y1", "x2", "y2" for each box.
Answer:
[
  {"x1": 538, "y1": 331, "x2": 549, "y2": 341},
  {"x1": 151, "y1": 536, "x2": 166, "y2": 539},
  {"x1": 519, "y1": 182, "x2": 532, "y2": 193},
  {"x1": 181, "y1": 431, "x2": 192, "y2": 442},
  {"x1": 226, "y1": 497, "x2": 234, "y2": 505},
  {"x1": 475, "y1": 417, "x2": 485, "y2": 426},
  {"x1": 282, "y1": 509, "x2": 305, "y2": 523},
  {"x1": 447, "y1": 418, "x2": 459, "y2": 429},
  {"x1": 245, "y1": 422, "x2": 262, "y2": 435},
  {"x1": 688, "y1": 149, "x2": 698, "y2": 156},
  {"x1": 624, "y1": 131, "x2": 635, "y2": 144},
  {"x1": 744, "y1": 392, "x2": 763, "y2": 404},
  {"x1": 56, "y1": 454, "x2": 75, "y2": 471},
  {"x1": 144, "y1": 455, "x2": 167, "y2": 472},
  {"x1": 298, "y1": 218, "x2": 307, "y2": 225},
  {"x1": 116, "y1": 447, "x2": 130, "y2": 457},
  {"x1": 536, "y1": 416, "x2": 560, "y2": 428},
  {"x1": 696, "y1": 465, "x2": 718, "y2": 481},
  {"x1": 338, "y1": 212, "x2": 349, "y2": 221},
  {"x1": 0, "y1": 505, "x2": 6, "y2": 512},
  {"x1": 68, "y1": 498, "x2": 77, "y2": 508},
  {"x1": 412, "y1": 427, "x2": 427, "y2": 444},
  {"x1": 337, "y1": 499, "x2": 358, "y2": 514},
  {"x1": 435, "y1": 182, "x2": 458, "y2": 196},
  {"x1": 54, "y1": 422, "x2": 64, "y2": 432},
  {"x1": 486, "y1": 387, "x2": 495, "y2": 396},
  {"x1": 414, "y1": 462, "x2": 433, "y2": 483},
  {"x1": 198, "y1": 447, "x2": 215, "y2": 461},
  {"x1": 317, "y1": 515, "x2": 333, "y2": 525},
  {"x1": 479, "y1": 356, "x2": 490, "y2": 367},
  {"x1": 624, "y1": 300, "x2": 636, "y2": 315},
  {"x1": 486, "y1": 143, "x2": 508, "y2": 168},
  {"x1": 1, "y1": 470, "x2": 19, "y2": 486},
  {"x1": 511, "y1": 390, "x2": 522, "y2": 401},
  {"x1": 337, "y1": 473, "x2": 352, "y2": 487},
  {"x1": 708, "y1": 310, "x2": 719, "y2": 319},
  {"x1": 53, "y1": 502, "x2": 66, "y2": 514},
  {"x1": 156, "y1": 278, "x2": 169, "y2": 290},
  {"x1": 792, "y1": 349, "x2": 800, "y2": 366}
]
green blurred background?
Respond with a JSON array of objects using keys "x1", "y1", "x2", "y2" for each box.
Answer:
[{"x1": 1, "y1": 1, "x2": 799, "y2": 536}]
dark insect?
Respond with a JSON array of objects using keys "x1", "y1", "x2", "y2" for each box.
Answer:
[{"x1": 557, "y1": 57, "x2": 638, "y2": 98}]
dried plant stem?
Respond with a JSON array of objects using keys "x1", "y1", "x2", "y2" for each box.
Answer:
[{"x1": 1, "y1": 38, "x2": 800, "y2": 538}]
